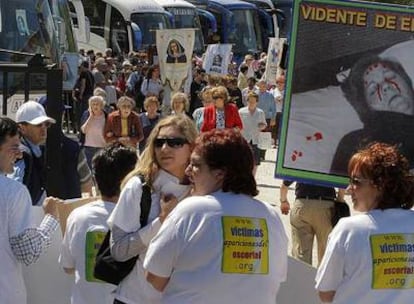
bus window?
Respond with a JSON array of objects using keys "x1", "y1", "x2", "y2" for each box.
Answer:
[
  {"x1": 130, "y1": 12, "x2": 170, "y2": 47},
  {"x1": 230, "y1": 9, "x2": 262, "y2": 55},
  {"x1": 83, "y1": 0, "x2": 105, "y2": 39},
  {"x1": 110, "y1": 7, "x2": 128, "y2": 56},
  {"x1": 0, "y1": 0, "x2": 58, "y2": 63}
]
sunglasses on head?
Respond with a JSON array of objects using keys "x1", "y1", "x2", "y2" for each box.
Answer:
[
  {"x1": 349, "y1": 176, "x2": 371, "y2": 186},
  {"x1": 154, "y1": 137, "x2": 188, "y2": 148}
]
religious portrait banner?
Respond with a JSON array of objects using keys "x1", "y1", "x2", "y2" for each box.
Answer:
[{"x1": 156, "y1": 29, "x2": 195, "y2": 92}]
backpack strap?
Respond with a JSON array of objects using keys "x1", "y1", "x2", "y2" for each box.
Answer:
[{"x1": 138, "y1": 174, "x2": 151, "y2": 227}]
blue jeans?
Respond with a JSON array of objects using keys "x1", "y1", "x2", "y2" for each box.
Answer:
[{"x1": 83, "y1": 146, "x2": 102, "y2": 170}]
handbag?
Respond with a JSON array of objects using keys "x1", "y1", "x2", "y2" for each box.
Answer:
[
  {"x1": 93, "y1": 176, "x2": 151, "y2": 285},
  {"x1": 331, "y1": 201, "x2": 351, "y2": 226}
]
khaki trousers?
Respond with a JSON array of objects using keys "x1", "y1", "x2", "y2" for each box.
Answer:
[{"x1": 290, "y1": 198, "x2": 334, "y2": 265}]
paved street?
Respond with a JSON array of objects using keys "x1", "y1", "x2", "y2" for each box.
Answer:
[{"x1": 255, "y1": 148, "x2": 353, "y2": 268}]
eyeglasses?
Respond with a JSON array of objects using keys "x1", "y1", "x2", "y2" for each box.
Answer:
[
  {"x1": 349, "y1": 176, "x2": 371, "y2": 187},
  {"x1": 154, "y1": 137, "x2": 188, "y2": 148},
  {"x1": 212, "y1": 96, "x2": 223, "y2": 99}
]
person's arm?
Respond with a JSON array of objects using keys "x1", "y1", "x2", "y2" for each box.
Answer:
[
  {"x1": 110, "y1": 193, "x2": 178, "y2": 261},
  {"x1": 10, "y1": 197, "x2": 59, "y2": 265},
  {"x1": 336, "y1": 189, "x2": 346, "y2": 202},
  {"x1": 141, "y1": 78, "x2": 149, "y2": 97},
  {"x1": 128, "y1": 114, "x2": 144, "y2": 146},
  {"x1": 146, "y1": 272, "x2": 170, "y2": 292},
  {"x1": 279, "y1": 182, "x2": 290, "y2": 215},
  {"x1": 80, "y1": 111, "x2": 91, "y2": 134},
  {"x1": 269, "y1": 95, "x2": 277, "y2": 126},
  {"x1": 79, "y1": 77, "x2": 86, "y2": 100},
  {"x1": 318, "y1": 290, "x2": 336, "y2": 303}
]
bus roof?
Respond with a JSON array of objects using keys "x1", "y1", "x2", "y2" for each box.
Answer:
[
  {"x1": 104, "y1": 0, "x2": 166, "y2": 18},
  {"x1": 154, "y1": 0, "x2": 196, "y2": 9},
  {"x1": 209, "y1": 0, "x2": 257, "y2": 10}
]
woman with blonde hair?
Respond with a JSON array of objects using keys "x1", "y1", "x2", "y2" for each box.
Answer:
[
  {"x1": 201, "y1": 85, "x2": 243, "y2": 132},
  {"x1": 170, "y1": 92, "x2": 190, "y2": 117},
  {"x1": 108, "y1": 115, "x2": 198, "y2": 304}
]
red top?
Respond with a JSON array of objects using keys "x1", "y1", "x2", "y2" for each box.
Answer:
[{"x1": 201, "y1": 103, "x2": 243, "y2": 132}]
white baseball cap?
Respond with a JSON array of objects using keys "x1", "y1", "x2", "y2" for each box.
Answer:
[{"x1": 16, "y1": 101, "x2": 56, "y2": 125}]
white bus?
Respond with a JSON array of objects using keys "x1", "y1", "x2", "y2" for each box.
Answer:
[
  {"x1": 0, "y1": 0, "x2": 78, "y2": 117},
  {"x1": 154, "y1": 0, "x2": 206, "y2": 54},
  {"x1": 69, "y1": 0, "x2": 172, "y2": 56}
]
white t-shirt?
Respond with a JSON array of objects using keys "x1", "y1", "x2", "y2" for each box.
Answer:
[
  {"x1": 144, "y1": 191, "x2": 288, "y2": 304},
  {"x1": 59, "y1": 200, "x2": 117, "y2": 304},
  {"x1": 107, "y1": 170, "x2": 191, "y2": 304},
  {"x1": 239, "y1": 106, "x2": 267, "y2": 145},
  {"x1": 316, "y1": 209, "x2": 414, "y2": 304},
  {"x1": 0, "y1": 175, "x2": 34, "y2": 304}
]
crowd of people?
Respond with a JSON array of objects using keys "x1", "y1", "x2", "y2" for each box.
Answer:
[{"x1": 1, "y1": 45, "x2": 414, "y2": 304}]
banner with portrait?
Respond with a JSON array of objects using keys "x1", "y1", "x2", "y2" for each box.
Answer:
[
  {"x1": 264, "y1": 37, "x2": 286, "y2": 85},
  {"x1": 156, "y1": 29, "x2": 195, "y2": 92},
  {"x1": 276, "y1": 0, "x2": 414, "y2": 187},
  {"x1": 202, "y1": 44, "x2": 232, "y2": 75}
]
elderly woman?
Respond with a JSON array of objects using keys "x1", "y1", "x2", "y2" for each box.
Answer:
[
  {"x1": 200, "y1": 86, "x2": 243, "y2": 132},
  {"x1": 192, "y1": 87, "x2": 213, "y2": 132},
  {"x1": 316, "y1": 142, "x2": 414, "y2": 303},
  {"x1": 139, "y1": 96, "x2": 162, "y2": 153},
  {"x1": 170, "y1": 92, "x2": 191, "y2": 117},
  {"x1": 104, "y1": 96, "x2": 144, "y2": 149},
  {"x1": 80, "y1": 95, "x2": 107, "y2": 169},
  {"x1": 144, "y1": 128, "x2": 288, "y2": 304}
]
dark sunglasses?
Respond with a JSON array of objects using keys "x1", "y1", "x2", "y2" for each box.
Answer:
[
  {"x1": 212, "y1": 96, "x2": 222, "y2": 99},
  {"x1": 349, "y1": 176, "x2": 371, "y2": 187},
  {"x1": 154, "y1": 137, "x2": 188, "y2": 148}
]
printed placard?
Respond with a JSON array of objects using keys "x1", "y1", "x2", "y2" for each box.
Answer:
[
  {"x1": 275, "y1": 0, "x2": 414, "y2": 187},
  {"x1": 221, "y1": 216, "x2": 269, "y2": 274},
  {"x1": 370, "y1": 234, "x2": 414, "y2": 289},
  {"x1": 85, "y1": 230, "x2": 106, "y2": 282}
]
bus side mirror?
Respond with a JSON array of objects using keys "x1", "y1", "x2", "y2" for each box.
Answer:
[{"x1": 131, "y1": 22, "x2": 142, "y2": 51}]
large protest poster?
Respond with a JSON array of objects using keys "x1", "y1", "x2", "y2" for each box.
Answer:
[
  {"x1": 156, "y1": 29, "x2": 195, "y2": 92},
  {"x1": 264, "y1": 37, "x2": 286, "y2": 85},
  {"x1": 202, "y1": 44, "x2": 232, "y2": 75},
  {"x1": 275, "y1": 0, "x2": 414, "y2": 186}
]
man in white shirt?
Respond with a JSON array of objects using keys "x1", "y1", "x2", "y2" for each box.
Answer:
[{"x1": 0, "y1": 117, "x2": 59, "y2": 304}]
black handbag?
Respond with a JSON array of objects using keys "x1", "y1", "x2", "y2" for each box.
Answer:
[
  {"x1": 331, "y1": 201, "x2": 351, "y2": 226},
  {"x1": 93, "y1": 176, "x2": 151, "y2": 285}
]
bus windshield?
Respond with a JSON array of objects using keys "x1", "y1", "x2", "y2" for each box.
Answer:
[
  {"x1": 166, "y1": 7, "x2": 204, "y2": 54},
  {"x1": 0, "y1": 0, "x2": 59, "y2": 63},
  {"x1": 131, "y1": 12, "x2": 170, "y2": 46},
  {"x1": 49, "y1": 0, "x2": 77, "y2": 53},
  {"x1": 228, "y1": 9, "x2": 262, "y2": 56}
]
